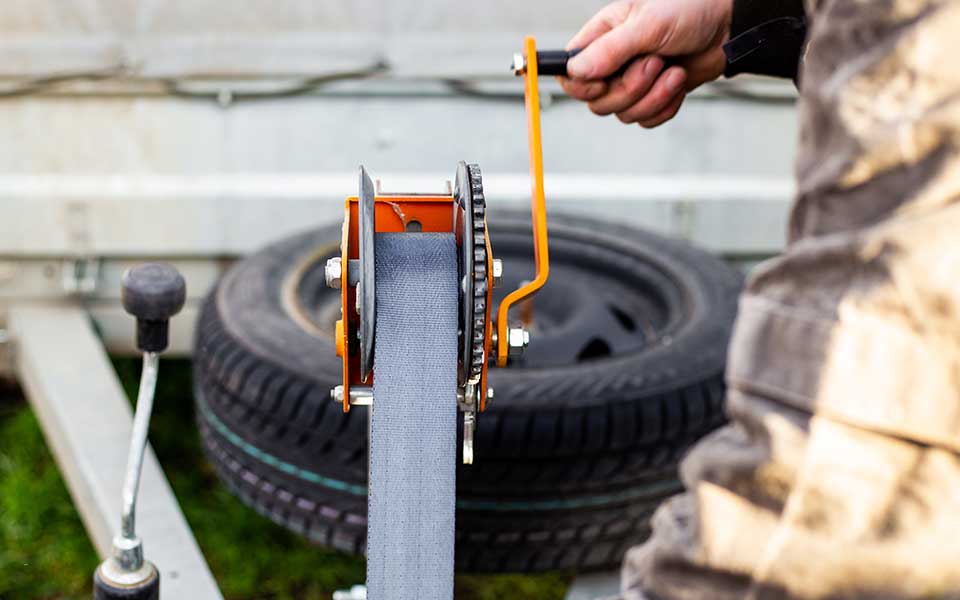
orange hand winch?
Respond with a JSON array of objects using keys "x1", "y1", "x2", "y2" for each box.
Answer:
[{"x1": 328, "y1": 36, "x2": 552, "y2": 465}]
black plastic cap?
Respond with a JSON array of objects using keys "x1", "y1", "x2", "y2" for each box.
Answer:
[
  {"x1": 93, "y1": 564, "x2": 159, "y2": 600},
  {"x1": 121, "y1": 263, "x2": 186, "y2": 353},
  {"x1": 121, "y1": 263, "x2": 186, "y2": 321}
]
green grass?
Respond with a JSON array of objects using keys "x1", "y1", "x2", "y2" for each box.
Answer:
[
  {"x1": 0, "y1": 389, "x2": 98, "y2": 600},
  {"x1": 0, "y1": 361, "x2": 570, "y2": 599}
]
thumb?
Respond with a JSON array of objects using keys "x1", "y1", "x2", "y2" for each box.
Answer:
[{"x1": 568, "y1": 13, "x2": 668, "y2": 79}]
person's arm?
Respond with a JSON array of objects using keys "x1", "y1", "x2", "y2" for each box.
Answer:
[{"x1": 723, "y1": 0, "x2": 806, "y2": 80}]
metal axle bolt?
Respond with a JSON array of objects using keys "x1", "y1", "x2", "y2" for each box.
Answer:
[
  {"x1": 325, "y1": 257, "x2": 342, "y2": 289},
  {"x1": 507, "y1": 327, "x2": 530, "y2": 358},
  {"x1": 330, "y1": 385, "x2": 373, "y2": 406}
]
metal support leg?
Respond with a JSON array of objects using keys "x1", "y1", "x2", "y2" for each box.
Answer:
[
  {"x1": 8, "y1": 303, "x2": 223, "y2": 600},
  {"x1": 95, "y1": 350, "x2": 162, "y2": 598},
  {"x1": 116, "y1": 352, "x2": 159, "y2": 570}
]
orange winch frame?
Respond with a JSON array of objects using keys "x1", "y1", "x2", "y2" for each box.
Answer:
[{"x1": 335, "y1": 194, "x2": 494, "y2": 412}]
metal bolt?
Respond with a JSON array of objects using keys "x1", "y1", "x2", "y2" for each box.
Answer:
[
  {"x1": 492, "y1": 259, "x2": 503, "y2": 288},
  {"x1": 325, "y1": 257, "x2": 342, "y2": 289},
  {"x1": 330, "y1": 385, "x2": 374, "y2": 406},
  {"x1": 511, "y1": 53, "x2": 526, "y2": 76},
  {"x1": 349, "y1": 386, "x2": 374, "y2": 406},
  {"x1": 486, "y1": 388, "x2": 494, "y2": 406},
  {"x1": 507, "y1": 327, "x2": 530, "y2": 358}
]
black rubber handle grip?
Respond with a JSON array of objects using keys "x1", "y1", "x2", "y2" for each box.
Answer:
[
  {"x1": 121, "y1": 263, "x2": 186, "y2": 353},
  {"x1": 535, "y1": 48, "x2": 674, "y2": 79},
  {"x1": 535, "y1": 49, "x2": 583, "y2": 76}
]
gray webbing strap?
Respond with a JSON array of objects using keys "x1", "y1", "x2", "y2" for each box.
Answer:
[{"x1": 367, "y1": 232, "x2": 457, "y2": 600}]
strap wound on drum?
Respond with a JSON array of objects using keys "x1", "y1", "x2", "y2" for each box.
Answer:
[{"x1": 367, "y1": 232, "x2": 457, "y2": 600}]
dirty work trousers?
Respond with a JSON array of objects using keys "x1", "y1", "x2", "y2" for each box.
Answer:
[{"x1": 624, "y1": 1, "x2": 960, "y2": 598}]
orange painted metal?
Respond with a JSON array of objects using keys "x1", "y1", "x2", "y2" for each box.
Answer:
[
  {"x1": 339, "y1": 202, "x2": 352, "y2": 411},
  {"x1": 339, "y1": 194, "x2": 453, "y2": 412},
  {"x1": 335, "y1": 319, "x2": 344, "y2": 357},
  {"x1": 337, "y1": 192, "x2": 493, "y2": 412},
  {"x1": 480, "y1": 222, "x2": 494, "y2": 412},
  {"x1": 496, "y1": 36, "x2": 550, "y2": 367}
]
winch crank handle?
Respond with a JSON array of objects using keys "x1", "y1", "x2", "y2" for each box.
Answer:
[
  {"x1": 533, "y1": 49, "x2": 584, "y2": 76},
  {"x1": 94, "y1": 263, "x2": 186, "y2": 600},
  {"x1": 497, "y1": 36, "x2": 551, "y2": 368},
  {"x1": 533, "y1": 48, "x2": 677, "y2": 79}
]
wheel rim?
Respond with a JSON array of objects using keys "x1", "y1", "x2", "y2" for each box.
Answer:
[
  {"x1": 287, "y1": 219, "x2": 690, "y2": 370},
  {"x1": 493, "y1": 228, "x2": 686, "y2": 368}
]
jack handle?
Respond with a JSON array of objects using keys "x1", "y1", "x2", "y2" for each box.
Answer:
[{"x1": 93, "y1": 263, "x2": 185, "y2": 600}]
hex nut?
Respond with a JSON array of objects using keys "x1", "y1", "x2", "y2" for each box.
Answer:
[
  {"x1": 507, "y1": 327, "x2": 530, "y2": 358},
  {"x1": 512, "y1": 53, "x2": 526, "y2": 76},
  {"x1": 492, "y1": 259, "x2": 503, "y2": 288},
  {"x1": 330, "y1": 385, "x2": 344, "y2": 403},
  {"x1": 325, "y1": 257, "x2": 342, "y2": 289}
]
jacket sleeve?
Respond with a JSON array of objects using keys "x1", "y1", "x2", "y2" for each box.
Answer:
[{"x1": 722, "y1": 0, "x2": 807, "y2": 80}]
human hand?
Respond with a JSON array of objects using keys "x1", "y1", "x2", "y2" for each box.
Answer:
[{"x1": 559, "y1": 0, "x2": 733, "y2": 127}]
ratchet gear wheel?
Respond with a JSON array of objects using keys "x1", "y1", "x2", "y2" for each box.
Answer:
[{"x1": 454, "y1": 162, "x2": 489, "y2": 389}]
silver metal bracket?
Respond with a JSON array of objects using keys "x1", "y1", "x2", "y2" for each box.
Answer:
[
  {"x1": 61, "y1": 200, "x2": 100, "y2": 296},
  {"x1": 0, "y1": 324, "x2": 14, "y2": 378},
  {"x1": 358, "y1": 166, "x2": 376, "y2": 382},
  {"x1": 463, "y1": 410, "x2": 476, "y2": 465},
  {"x1": 61, "y1": 257, "x2": 101, "y2": 296},
  {"x1": 458, "y1": 383, "x2": 481, "y2": 465},
  {"x1": 333, "y1": 380, "x2": 482, "y2": 464}
]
